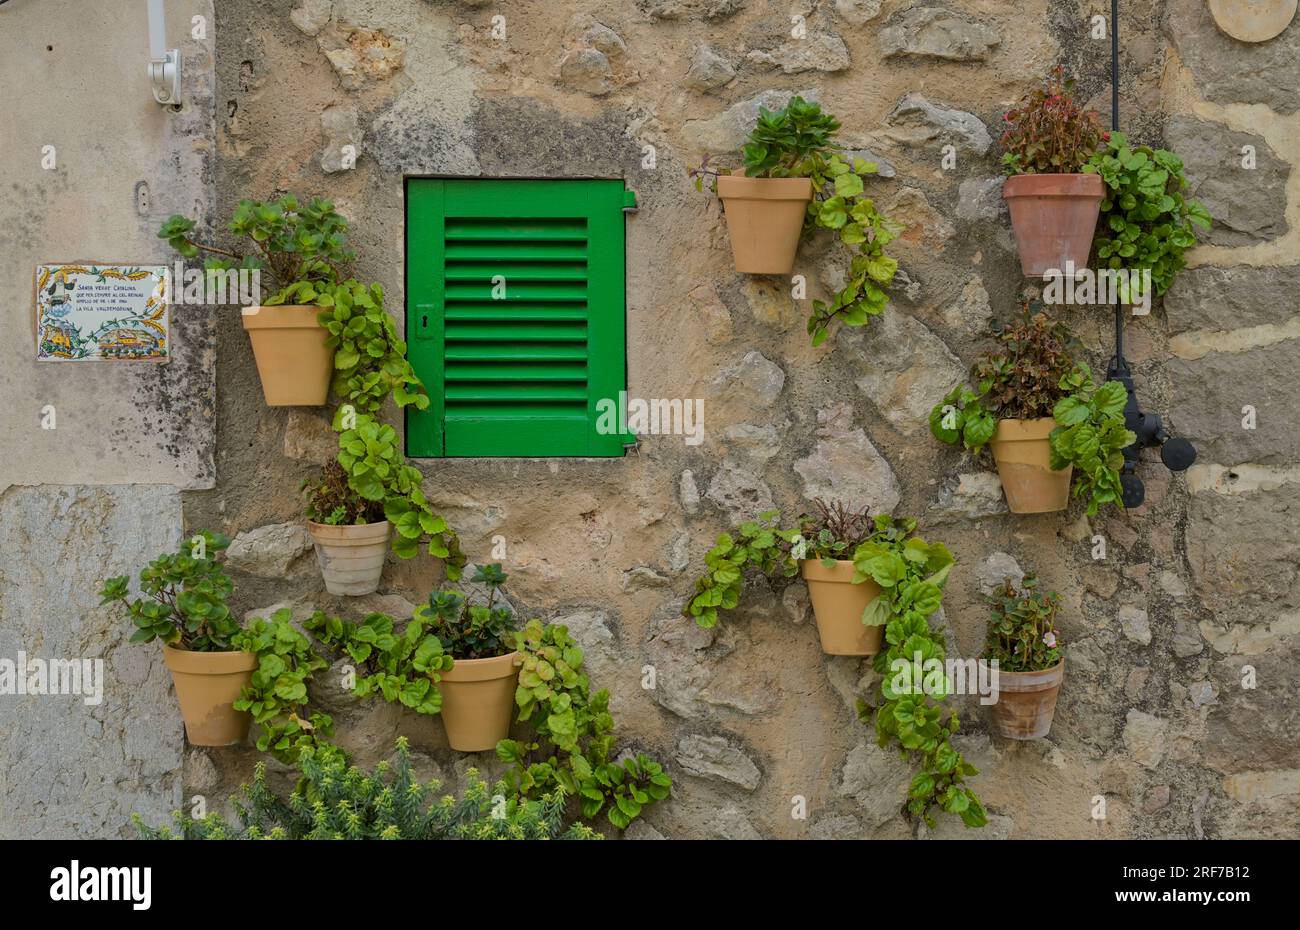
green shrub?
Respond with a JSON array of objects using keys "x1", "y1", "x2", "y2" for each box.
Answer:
[{"x1": 133, "y1": 737, "x2": 599, "y2": 840}]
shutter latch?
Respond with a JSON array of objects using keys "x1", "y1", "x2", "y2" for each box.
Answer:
[{"x1": 622, "y1": 189, "x2": 639, "y2": 214}]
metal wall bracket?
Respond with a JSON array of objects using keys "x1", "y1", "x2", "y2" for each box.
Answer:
[{"x1": 149, "y1": 49, "x2": 182, "y2": 104}]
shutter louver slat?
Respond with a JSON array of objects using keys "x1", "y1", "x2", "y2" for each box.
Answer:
[{"x1": 442, "y1": 216, "x2": 590, "y2": 429}]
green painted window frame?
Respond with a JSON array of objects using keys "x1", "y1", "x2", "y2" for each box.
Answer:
[{"x1": 405, "y1": 178, "x2": 631, "y2": 458}]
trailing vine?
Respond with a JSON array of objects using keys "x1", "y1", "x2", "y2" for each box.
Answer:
[
  {"x1": 231, "y1": 610, "x2": 337, "y2": 766},
  {"x1": 286, "y1": 278, "x2": 428, "y2": 419},
  {"x1": 683, "y1": 511, "x2": 802, "y2": 629},
  {"x1": 1049, "y1": 364, "x2": 1134, "y2": 515},
  {"x1": 496, "y1": 619, "x2": 672, "y2": 830},
  {"x1": 683, "y1": 502, "x2": 876, "y2": 630},
  {"x1": 853, "y1": 516, "x2": 986, "y2": 828},
  {"x1": 1085, "y1": 131, "x2": 1211, "y2": 301},
  {"x1": 305, "y1": 610, "x2": 452, "y2": 717},
  {"x1": 804, "y1": 153, "x2": 903, "y2": 346},
  {"x1": 332, "y1": 408, "x2": 464, "y2": 568}
]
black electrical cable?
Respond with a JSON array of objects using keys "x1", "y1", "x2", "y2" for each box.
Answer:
[{"x1": 1111, "y1": 0, "x2": 1126, "y2": 373}]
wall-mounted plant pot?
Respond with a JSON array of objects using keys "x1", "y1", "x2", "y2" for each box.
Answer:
[
  {"x1": 988, "y1": 659, "x2": 1064, "y2": 740},
  {"x1": 989, "y1": 418, "x2": 1072, "y2": 514},
  {"x1": 716, "y1": 175, "x2": 813, "y2": 275},
  {"x1": 161, "y1": 645, "x2": 257, "y2": 747},
  {"x1": 438, "y1": 651, "x2": 521, "y2": 752},
  {"x1": 308, "y1": 520, "x2": 391, "y2": 596},
  {"x1": 1002, "y1": 173, "x2": 1104, "y2": 278},
  {"x1": 241, "y1": 305, "x2": 333, "y2": 406},
  {"x1": 800, "y1": 559, "x2": 885, "y2": 656}
]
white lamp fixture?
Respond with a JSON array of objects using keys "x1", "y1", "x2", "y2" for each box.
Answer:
[{"x1": 147, "y1": 0, "x2": 182, "y2": 105}]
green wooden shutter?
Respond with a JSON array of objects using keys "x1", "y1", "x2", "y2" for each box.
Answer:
[{"x1": 406, "y1": 179, "x2": 630, "y2": 457}]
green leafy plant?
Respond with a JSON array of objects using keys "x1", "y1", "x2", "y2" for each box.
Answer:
[
  {"x1": 333, "y1": 408, "x2": 464, "y2": 572},
  {"x1": 133, "y1": 737, "x2": 600, "y2": 840},
  {"x1": 929, "y1": 309, "x2": 1135, "y2": 514},
  {"x1": 231, "y1": 611, "x2": 337, "y2": 766},
  {"x1": 683, "y1": 501, "x2": 879, "y2": 630},
  {"x1": 98, "y1": 531, "x2": 239, "y2": 652},
  {"x1": 1048, "y1": 364, "x2": 1134, "y2": 515},
  {"x1": 691, "y1": 97, "x2": 902, "y2": 345},
  {"x1": 853, "y1": 516, "x2": 987, "y2": 829},
  {"x1": 414, "y1": 564, "x2": 517, "y2": 660},
  {"x1": 496, "y1": 619, "x2": 672, "y2": 830},
  {"x1": 1084, "y1": 131, "x2": 1212, "y2": 300},
  {"x1": 306, "y1": 610, "x2": 452, "y2": 717},
  {"x1": 999, "y1": 65, "x2": 1107, "y2": 175},
  {"x1": 157, "y1": 195, "x2": 353, "y2": 301},
  {"x1": 741, "y1": 95, "x2": 843, "y2": 178},
  {"x1": 983, "y1": 574, "x2": 1062, "y2": 673}
]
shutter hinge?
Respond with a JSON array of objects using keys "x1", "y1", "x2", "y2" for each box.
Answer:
[{"x1": 622, "y1": 189, "x2": 639, "y2": 213}]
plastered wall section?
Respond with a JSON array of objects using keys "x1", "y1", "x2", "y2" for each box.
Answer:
[
  {"x1": 0, "y1": 0, "x2": 215, "y2": 838},
  {"x1": 0, "y1": 0, "x2": 216, "y2": 492}
]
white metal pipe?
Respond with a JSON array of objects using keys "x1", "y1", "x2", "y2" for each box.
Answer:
[{"x1": 147, "y1": 0, "x2": 167, "y2": 60}]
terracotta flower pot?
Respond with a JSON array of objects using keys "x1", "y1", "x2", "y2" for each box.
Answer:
[
  {"x1": 438, "y1": 651, "x2": 521, "y2": 752},
  {"x1": 161, "y1": 645, "x2": 257, "y2": 747},
  {"x1": 716, "y1": 175, "x2": 813, "y2": 275},
  {"x1": 988, "y1": 418, "x2": 1072, "y2": 514},
  {"x1": 988, "y1": 659, "x2": 1064, "y2": 740},
  {"x1": 1002, "y1": 173, "x2": 1104, "y2": 278},
  {"x1": 241, "y1": 304, "x2": 333, "y2": 406},
  {"x1": 308, "y1": 520, "x2": 391, "y2": 596},
  {"x1": 800, "y1": 559, "x2": 885, "y2": 656}
]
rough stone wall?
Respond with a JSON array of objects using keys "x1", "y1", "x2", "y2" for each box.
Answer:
[{"x1": 180, "y1": 0, "x2": 1300, "y2": 839}]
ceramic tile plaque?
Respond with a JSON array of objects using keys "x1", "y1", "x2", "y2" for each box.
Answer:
[{"x1": 35, "y1": 263, "x2": 169, "y2": 361}]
